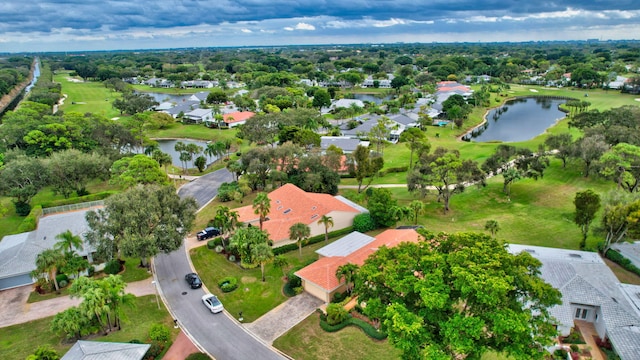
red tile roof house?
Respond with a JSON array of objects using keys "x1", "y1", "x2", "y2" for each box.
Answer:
[
  {"x1": 223, "y1": 111, "x2": 255, "y2": 128},
  {"x1": 295, "y1": 229, "x2": 422, "y2": 303},
  {"x1": 234, "y1": 183, "x2": 368, "y2": 246}
]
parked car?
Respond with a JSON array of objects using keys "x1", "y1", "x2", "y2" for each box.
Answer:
[
  {"x1": 196, "y1": 227, "x2": 221, "y2": 241},
  {"x1": 202, "y1": 293, "x2": 224, "y2": 313},
  {"x1": 185, "y1": 273, "x2": 202, "y2": 289}
]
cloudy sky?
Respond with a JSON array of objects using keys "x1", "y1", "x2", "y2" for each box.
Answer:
[{"x1": 2, "y1": 0, "x2": 640, "y2": 53}]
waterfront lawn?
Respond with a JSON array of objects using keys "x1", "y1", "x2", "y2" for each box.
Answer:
[{"x1": 0, "y1": 295, "x2": 176, "y2": 360}]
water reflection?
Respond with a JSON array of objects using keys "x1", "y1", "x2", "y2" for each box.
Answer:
[{"x1": 463, "y1": 97, "x2": 566, "y2": 142}]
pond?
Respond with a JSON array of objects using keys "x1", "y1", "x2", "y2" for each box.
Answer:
[
  {"x1": 351, "y1": 93, "x2": 392, "y2": 104},
  {"x1": 462, "y1": 97, "x2": 567, "y2": 142},
  {"x1": 136, "y1": 91, "x2": 194, "y2": 104},
  {"x1": 155, "y1": 139, "x2": 217, "y2": 169}
]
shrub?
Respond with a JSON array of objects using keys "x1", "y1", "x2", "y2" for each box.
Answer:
[
  {"x1": 283, "y1": 282, "x2": 297, "y2": 297},
  {"x1": 570, "y1": 344, "x2": 579, "y2": 353},
  {"x1": 40, "y1": 191, "x2": 116, "y2": 208},
  {"x1": 143, "y1": 340, "x2": 164, "y2": 360},
  {"x1": 206, "y1": 240, "x2": 216, "y2": 249},
  {"x1": 217, "y1": 182, "x2": 240, "y2": 202},
  {"x1": 186, "y1": 354, "x2": 211, "y2": 360},
  {"x1": 332, "y1": 291, "x2": 347, "y2": 303},
  {"x1": 58, "y1": 279, "x2": 68, "y2": 288},
  {"x1": 149, "y1": 323, "x2": 171, "y2": 343},
  {"x1": 272, "y1": 226, "x2": 353, "y2": 255},
  {"x1": 55, "y1": 274, "x2": 68, "y2": 284},
  {"x1": 353, "y1": 213, "x2": 376, "y2": 232},
  {"x1": 227, "y1": 254, "x2": 236, "y2": 262},
  {"x1": 605, "y1": 249, "x2": 640, "y2": 277},
  {"x1": 553, "y1": 349, "x2": 567, "y2": 359},
  {"x1": 287, "y1": 267, "x2": 302, "y2": 288},
  {"x1": 326, "y1": 303, "x2": 349, "y2": 325},
  {"x1": 350, "y1": 317, "x2": 387, "y2": 340},
  {"x1": 17, "y1": 205, "x2": 42, "y2": 232},
  {"x1": 14, "y1": 200, "x2": 32, "y2": 216},
  {"x1": 218, "y1": 276, "x2": 238, "y2": 292},
  {"x1": 87, "y1": 266, "x2": 95, "y2": 277},
  {"x1": 104, "y1": 259, "x2": 122, "y2": 275},
  {"x1": 214, "y1": 245, "x2": 224, "y2": 253},
  {"x1": 129, "y1": 339, "x2": 143, "y2": 344}
]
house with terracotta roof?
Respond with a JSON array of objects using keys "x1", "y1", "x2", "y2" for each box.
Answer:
[
  {"x1": 234, "y1": 184, "x2": 367, "y2": 245},
  {"x1": 295, "y1": 229, "x2": 422, "y2": 302},
  {"x1": 221, "y1": 111, "x2": 255, "y2": 128}
]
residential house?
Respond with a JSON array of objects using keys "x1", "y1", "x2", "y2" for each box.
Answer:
[
  {"x1": 188, "y1": 91, "x2": 210, "y2": 103},
  {"x1": 320, "y1": 136, "x2": 369, "y2": 153},
  {"x1": 340, "y1": 114, "x2": 411, "y2": 143},
  {"x1": 144, "y1": 78, "x2": 174, "y2": 88},
  {"x1": 330, "y1": 99, "x2": 365, "y2": 111},
  {"x1": 61, "y1": 341, "x2": 150, "y2": 360},
  {"x1": 362, "y1": 78, "x2": 392, "y2": 88},
  {"x1": 295, "y1": 229, "x2": 421, "y2": 302},
  {"x1": 508, "y1": 244, "x2": 640, "y2": 360},
  {"x1": 160, "y1": 100, "x2": 200, "y2": 118},
  {"x1": 0, "y1": 208, "x2": 99, "y2": 290},
  {"x1": 180, "y1": 80, "x2": 217, "y2": 89},
  {"x1": 234, "y1": 184, "x2": 367, "y2": 245},
  {"x1": 182, "y1": 108, "x2": 213, "y2": 124},
  {"x1": 221, "y1": 111, "x2": 255, "y2": 128}
]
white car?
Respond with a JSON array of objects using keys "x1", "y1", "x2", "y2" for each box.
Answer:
[{"x1": 202, "y1": 294, "x2": 224, "y2": 313}]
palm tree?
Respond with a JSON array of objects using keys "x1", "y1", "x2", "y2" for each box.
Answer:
[
  {"x1": 253, "y1": 192, "x2": 271, "y2": 231},
  {"x1": 317, "y1": 215, "x2": 334, "y2": 242},
  {"x1": 152, "y1": 149, "x2": 173, "y2": 173},
  {"x1": 289, "y1": 222, "x2": 311, "y2": 257},
  {"x1": 101, "y1": 275, "x2": 135, "y2": 330},
  {"x1": 54, "y1": 230, "x2": 83, "y2": 254},
  {"x1": 409, "y1": 200, "x2": 427, "y2": 225},
  {"x1": 484, "y1": 220, "x2": 500, "y2": 238},
  {"x1": 80, "y1": 286, "x2": 110, "y2": 333},
  {"x1": 273, "y1": 255, "x2": 289, "y2": 278},
  {"x1": 34, "y1": 248, "x2": 64, "y2": 292},
  {"x1": 252, "y1": 243, "x2": 274, "y2": 282},
  {"x1": 336, "y1": 263, "x2": 359, "y2": 295}
]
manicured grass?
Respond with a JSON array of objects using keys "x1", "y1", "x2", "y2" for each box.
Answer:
[
  {"x1": 0, "y1": 295, "x2": 176, "y2": 360},
  {"x1": 53, "y1": 71, "x2": 121, "y2": 118},
  {"x1": 273, "y1": 312, "x2": 402, "y2": 360},
  {"x1": 148, "y1": 122, "x2": 240, "y2": 143}
]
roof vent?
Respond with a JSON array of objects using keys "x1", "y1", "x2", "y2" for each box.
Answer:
[
  {"x1": 311, "y1": 206, "x2": 317, "y2": 210},
  {"x1": 568, "y1": 253, "x2": 582, "y2": 258},
  {"x1": 612, "y1": 297, "x2": 618, "y2": 303},
  {"x1": 311, "y1": 214, "x2": 318, "y2": 219},
  {"x1": 283, "y1": 209, "x2": 292, "y2": 214},
  {"x1": 277, "y1": 206, "x2": 283, "y2": 210},
  {"x1": 525, "y1": 249, "x2": 535, "y2": 253},
  {"x1": 276, "y1": 200, "x2": 281, "y2": 204}
]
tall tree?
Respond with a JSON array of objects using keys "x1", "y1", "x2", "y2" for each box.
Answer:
[
  {"x1": 600, "y1": 143, "x2": 640, "y2": 192},
  {"x1": 573, "y1": 135, "x2": 609, "y2": 177},
  {"x1": 48, "y1": 150, "x2": 110, "y2": 198},
  {"x1": 355, "y1": 231, "x2": 561, "y2": 360},
  {"x1": 0, "y1": 155, "x2": 49, "y2": 215},
  {"x1": 348, "y1": 145, "x2": 384, "y2": 193},
  {"x1": 600, "y1": 191, "x2": 640, "y2": 253},
  {"x1": 400, "y1": 128, "x2": 429, "y2": 170},
  {"x1": 408, "y1": 147, "x2": 485, "y2": 213},
  {"x1": 574, "y1": 189, "x2": 601, "y2": 250},
  {"x1": 408, "y1": 200, "x2": 427, "y2": 225},
  {"x1": 229, "y1": 226, "x2": 270, "y2": 266},
  {"x1": 544, "y1": 133, "x2": 573, "y2": 168},
  {"x1": 252, "y1": 192, "x2": 271, "y2": 231},
  {"x1": 85, "y1": 185, "x2": 197, "y2": 265},
  {"x1": 289, "y1": 222, "x2": 311, "y2": 257},
  {"x1": 110, "y1": 154, "x2": 169, "y2": 187},
  {"x1": 252, "y1": 242, "x2": 274, "y2": 282},
  {"x1": 317, "y1": 215, "x2": 334, "y2": 242},
  {"x1": 368, "y1": 188, "x2": 399, "y2": 228}
]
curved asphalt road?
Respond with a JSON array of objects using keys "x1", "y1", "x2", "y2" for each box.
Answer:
[{"x1": 156, "y1": 168, "x2": 286, "y2": 360}]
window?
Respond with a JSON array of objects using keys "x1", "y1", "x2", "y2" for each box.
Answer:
[{"x1": 575, "y1": 308, "x2": 588, "y2": 319}]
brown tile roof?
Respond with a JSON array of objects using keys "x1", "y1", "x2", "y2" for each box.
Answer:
[
  {"x1": 235, "y1": 184, "x2": 361, "y2": 242},
  {"x1": 295, "y1": 229, "x2": 421, "y2": 291},
  {"x1": 223, "y1": 111, "x2": 255, "y2": 124}
]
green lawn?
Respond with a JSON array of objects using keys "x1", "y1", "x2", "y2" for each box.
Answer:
[
  {"x1": 0, "y1": 295, "x2": 176, "y2": 360},
  {"x1": 53, "y1": 71, "x2": 121, "y2": 118}
]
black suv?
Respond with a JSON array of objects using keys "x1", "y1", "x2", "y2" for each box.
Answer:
[
  {"x1": 196, "y1": 227, "x2": 221, "y2": 241},
  {"x1": 185, "y1": 273, "x2": 202, "y2": 289}
]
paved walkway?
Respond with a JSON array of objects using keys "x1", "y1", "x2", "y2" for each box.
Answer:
[
  {"x1": 244, "y1": 292, "x2": 324, "y2": 344},
  {"x1": 0, "y1": 278, "x2": 156, "y2": 328}
]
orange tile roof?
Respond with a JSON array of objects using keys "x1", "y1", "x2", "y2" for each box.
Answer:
[
  {"x1": 295, "y1": 229, "x2": 421, "y2": 292},
  {"x1": 235, "y1": 183, "x2": 361, "y2": 242},
  {"x1": 223, "y1": 111, "x2": 255, "y2": 124}
]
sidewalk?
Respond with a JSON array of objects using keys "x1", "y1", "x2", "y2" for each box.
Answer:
[{"x1": 0, "y1": 278, "x2": 156, "y2": 328}]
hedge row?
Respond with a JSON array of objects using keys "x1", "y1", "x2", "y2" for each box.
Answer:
[
  {"x1": 379, "y1": 166, "x2": 408, "y2": 176},
  {"x1": 40, "y1": 191, "x2": 116, "y2": 208},
  {"x1": 17, "y1": 205, "x2": 43, "y2": 232},
  {"x1": 605, "y1": 249, "x2": 640, "y2": 277},
  {"x1": 318, "y1": 311, "x2": 387, "y2": 340},
  {"x1": 272, "y1": 226, "x2": 354, "y2": 255}
]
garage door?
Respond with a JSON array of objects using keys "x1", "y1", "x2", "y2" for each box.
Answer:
[{"x1": 0, "y1": 274, "x2": 33, "y2": 290}]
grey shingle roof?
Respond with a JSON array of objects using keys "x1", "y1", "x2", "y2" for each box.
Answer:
[
  {"x1": 62, "y1": 340, "x2": 150, "y2": 360},
  {"x1": 508, "y1": 244, "x2": 640, "y2": 360},
  {"x1": 0, "y1": 209, "x2": 98, "y2": 279},
  {"x1": 320, "y1": 137, "x2": 363, "y2": 153}
]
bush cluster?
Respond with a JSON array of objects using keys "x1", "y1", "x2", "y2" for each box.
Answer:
[
  {"x1": 352, "y1": 213, "x2": 376, "y2": 233},
  {"x1": 317, "y1": 309, "x2": 387, "y2": 340},
  {"x1": 217, "y1": 182, "x2": 240, "y2": 202},
  {"x1": 148, "y1": 324, "x2": 171, "y2": 343},
  {"x1": 40, "y1": 191, "x2": 116, "y2": 208},
  {"x1": 378, "y1": 166, "x2": 408, "y2": 176},
  {"x1": 104, "y1": 259, "x2": 122, "y2": 275},
  {"x1": 17, "y1": 205, "x2": 43, "y2": 232},
  {"x1": 218, "y1": 276, "x2": 238, "y2": 292},
  {"x1": 605, "y1": 249, "x2": 640, "y2": 277}
]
